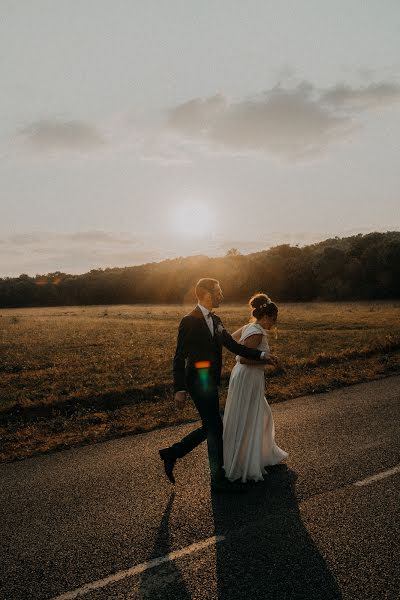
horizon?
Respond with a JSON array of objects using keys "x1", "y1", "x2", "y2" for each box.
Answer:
[{"x1": 1, "y1": 227, "x2": 398, "y2": 279}]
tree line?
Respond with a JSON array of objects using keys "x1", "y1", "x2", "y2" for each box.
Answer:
[{"x1": 1, "y1": 232, "x2": 399, "y2": 308}]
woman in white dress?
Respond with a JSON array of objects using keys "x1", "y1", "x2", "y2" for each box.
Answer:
[{"x1": 223, "y1": 293, "x2": 288, "y2": 483}]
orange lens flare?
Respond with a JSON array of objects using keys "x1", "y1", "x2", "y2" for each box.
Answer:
[{"x1": 195, "y1": 361, "x2": 211, "y2": 369}]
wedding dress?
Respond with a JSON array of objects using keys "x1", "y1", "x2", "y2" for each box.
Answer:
[{"x1": 223, "y1": 322, "x2": 288, "y2": 482}]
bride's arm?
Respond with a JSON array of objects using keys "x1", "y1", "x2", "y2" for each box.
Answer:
[
  {"x1": 239, "y1": 357, "x2": 264, "y2": 365},
  {"x1": 241, "y1": 356, "x2": 277, "y2": 366}
]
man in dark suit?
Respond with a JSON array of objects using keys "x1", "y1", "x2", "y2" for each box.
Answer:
[{"x1": 159, "y1": 278, "x2": 267, "y2": 493}]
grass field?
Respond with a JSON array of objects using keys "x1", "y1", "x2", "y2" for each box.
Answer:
[{"x1": 1, "y1": 302, "x2": 400, "y2": 462}]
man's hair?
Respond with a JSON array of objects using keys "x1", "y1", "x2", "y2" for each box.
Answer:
[{"x1": 195, "y1": 278, "x2": 219, "y2": 300}]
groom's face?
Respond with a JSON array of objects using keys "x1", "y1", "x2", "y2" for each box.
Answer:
[{"x1": 210, "y1": 284, "x2": 223, "y2": 308}]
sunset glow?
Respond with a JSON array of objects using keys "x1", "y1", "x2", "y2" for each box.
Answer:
[{"x1": 172, "y1": 203, "x2": 215, "y2": 238}]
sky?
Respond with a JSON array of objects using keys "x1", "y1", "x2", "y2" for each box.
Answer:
[{"x1": 1, "y1": 1, "x2": 399, "y2": 277}]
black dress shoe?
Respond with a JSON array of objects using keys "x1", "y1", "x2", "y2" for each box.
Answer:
[
  {"x1": 211, "y1": 478, "x2": 247, "y2": 494},
  {"x1": 159, "y1": 448, "x2": 176, "y2": 484}
]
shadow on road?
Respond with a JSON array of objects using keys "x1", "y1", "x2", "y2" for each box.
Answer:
[
  {"x1": 211, "y1": 465, "x2": 343, "y2": 600},
  {"x1": 137, "y1": 492, "x2": 191, "y2": 600},
  {"x1": 137, "y1": 466, "x2": 342, "y2": 599}
]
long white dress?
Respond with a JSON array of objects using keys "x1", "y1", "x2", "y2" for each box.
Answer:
[{"x1": 223, "y1": 322, "x2": 288, "y2": 482}]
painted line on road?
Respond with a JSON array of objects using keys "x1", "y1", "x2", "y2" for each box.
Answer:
[
  {"x1": 51, "y1": 535, "x2": 225, "y2": 600},
  {"x1": 353, "y1": 464, "x2": 400, "y2": 487}
]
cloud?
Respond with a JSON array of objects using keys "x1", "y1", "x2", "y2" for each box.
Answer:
[
  {"x1": 0, "y1": 230, "x2": 148, "y2": 276},
  {"x1": 7, "y1": 231, "x2": 129, "y2": 246},
  {"x1": 321, "y1": 82, "x2": 400, "y2": 110},
  {"x1": 5, "y1": 231, "x2": 137, "y2": 248},
  {"x1": 165, "y1": 80, "x2": 400, "y2": 160},
  {"x1": 19, "y1": 119, "x2": 105, "y2": 151},
  {"x1": 67, "y1": 231, "x2": 126, "y2": 243},
  {"x1": 167, "y1": 94, "x2": 228, "y2": 137},
  {"x1": 356, "y1": 65, "x2": 400, "y2": 82},
  {"x1": 11, "y1": 79, "x2": 400, "y2": 163}
]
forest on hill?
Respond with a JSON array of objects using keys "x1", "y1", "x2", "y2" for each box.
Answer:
[{"x1": 1, "y1": 231, "x2": 399, "y2": 308}]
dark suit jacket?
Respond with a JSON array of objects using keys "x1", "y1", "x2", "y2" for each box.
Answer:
[{"x1": 173, "y1": 306, "x2": 263, "y2": 393}]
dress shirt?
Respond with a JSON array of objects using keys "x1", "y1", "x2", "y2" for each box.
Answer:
[{"x1": 197, "y1": 303, "x2": 214, "y2": 336}]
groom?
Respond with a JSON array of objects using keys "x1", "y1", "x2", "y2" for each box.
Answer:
[{"x1": 159, "y1": 278, "x2": 268, "y2": 493}]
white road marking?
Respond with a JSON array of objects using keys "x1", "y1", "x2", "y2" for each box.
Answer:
[
  {"x1": 353, "y1": 464, "x2": 400, "y2": 487},
  {"x1": 51, "y1": 535, "x2": 225, "y2": 600}
]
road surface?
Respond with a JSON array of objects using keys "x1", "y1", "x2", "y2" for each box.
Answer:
[{"x1": 1, "y1": 376, "x2": 399, "y2": 599}]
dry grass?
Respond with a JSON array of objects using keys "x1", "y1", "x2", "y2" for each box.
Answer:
[{"x1": 1, "y1": 301, "x2": 400, "y2": 462}]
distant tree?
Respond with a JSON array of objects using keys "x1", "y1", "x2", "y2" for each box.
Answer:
[{"x1": 225, "y1": 248, "x2": 242, "y2": 257}]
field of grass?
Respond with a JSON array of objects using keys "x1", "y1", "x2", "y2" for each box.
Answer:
[{"x1": 1, "y1": 301, "x2": 400, "y2": 462}]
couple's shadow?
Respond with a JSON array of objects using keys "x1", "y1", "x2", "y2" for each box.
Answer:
[
  {"x1": 138, "y1": 466, "x2": 342, "y2": 599},
  {"x1": 211, "y1": 465, "x2": 342, "y2": 599}
]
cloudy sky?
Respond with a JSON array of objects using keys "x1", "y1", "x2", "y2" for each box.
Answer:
[{"x1": 1, "y1": 1, "x2": 399, "y2": 276}]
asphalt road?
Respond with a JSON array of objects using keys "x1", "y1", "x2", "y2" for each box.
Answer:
[{"x1": 1, "y1": 376, "x2": 399, "y2": 600}]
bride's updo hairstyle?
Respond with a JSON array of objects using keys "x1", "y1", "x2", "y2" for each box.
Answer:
[{"x1": 249, "y1": 293, "x2": 278, "y2": 321}]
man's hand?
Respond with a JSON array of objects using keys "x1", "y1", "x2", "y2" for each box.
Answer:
[{"x1": 174, "y1": 391, "x2": 186, "y2": 409}]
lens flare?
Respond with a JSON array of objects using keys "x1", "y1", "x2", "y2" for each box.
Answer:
[
  {"x1": 195, "y1": 361, "x2": 211, "y2": 392},
  {"x1": 194, "y1": 361, "x2": 211, "y2": 369}
]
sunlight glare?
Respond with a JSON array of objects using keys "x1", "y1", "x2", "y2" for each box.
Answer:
[{"x1": 172, "y1": 203, "x2": 215, "y2": 238}]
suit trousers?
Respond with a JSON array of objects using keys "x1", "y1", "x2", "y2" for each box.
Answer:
[{"x1": 170, "y1": 375, "x2": 224, "y2": 482}]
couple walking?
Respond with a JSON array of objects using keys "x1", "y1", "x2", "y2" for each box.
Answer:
[{"x1": 159, "y1": 278, "x2": 288, "y2": 493}]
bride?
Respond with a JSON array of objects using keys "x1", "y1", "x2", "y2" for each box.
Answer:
[{"x1": 223, "y1": 293, "x2": 288, "y2": 483}]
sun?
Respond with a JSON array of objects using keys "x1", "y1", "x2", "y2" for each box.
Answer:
[{"x1": 172, "y1": 203, "x2": 214, "y2": 238}]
